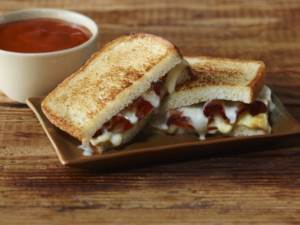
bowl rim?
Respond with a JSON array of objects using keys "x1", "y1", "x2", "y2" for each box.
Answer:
[{"x1": 0, "y1": 8, "x2": 99, "y2": 57}]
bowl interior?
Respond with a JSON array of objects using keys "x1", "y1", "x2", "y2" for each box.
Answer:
[{"x1": 0, "y1": 8, "x2": 98, "y2": 38}]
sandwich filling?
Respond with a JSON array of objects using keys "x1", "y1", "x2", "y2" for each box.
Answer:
[
  {"x1": 153, "y1": 86, "x2": 273, "y2": 139},
  {"x1": 88, "y1": 81, "x2": 163, "y2": 150},
  {"x1": 79, "y1": 61, "x2": 190, "y2": 155}
]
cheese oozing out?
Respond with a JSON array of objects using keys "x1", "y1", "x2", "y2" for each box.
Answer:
[
  {"x1": 78, "y1": 63, "x2": 190, "y2": 156},
  {"x1": 143, "y1": 90, "x2": 160, "y2": 108},
  {"x1": 122, "y1": 111, "x2": 138, "y2": 124},
  {"x1": 223, "y1": 104, "x2": 239, "y2": 124},
  {"x1": 165, "y1": 60, "x2": 190, "y2": 93},
  {"x1": 78, "y1": 62, "x2": 192, "y2": 156},
  {"x1": 90, "y1": 89, "x2": 160, "y2": 147},
  {"x1": 79, "y1": 81, "x2": 171, "y2": 156},
  {"x1": 178, "y1": 106, "x2": 208, "y2": 139},
  {"x1": 78, "y1": 143, "x2": 94, "y2": 156},
  {"x1": 153, "y1": 86, "x2": 273, "y2": 140}
]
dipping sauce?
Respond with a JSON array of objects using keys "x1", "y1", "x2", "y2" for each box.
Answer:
[{"x1": 0, "y1": 18, "x2": 91, "y2": 53}]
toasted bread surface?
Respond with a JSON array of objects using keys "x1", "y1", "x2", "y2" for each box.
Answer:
[
  {"x1": 164, "y1": 56, "x2": 265, "y2": 109},
  {"x1": 42, "y1": 33, "x2": 182, "y2": 142}
]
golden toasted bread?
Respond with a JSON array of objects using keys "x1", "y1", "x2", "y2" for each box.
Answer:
[
  {"x1": 42, "y1": 33, "x2": 182, "y2": 142},
  {"x1": 164, "y1": 56, "x2": 265, "y2": 110}
]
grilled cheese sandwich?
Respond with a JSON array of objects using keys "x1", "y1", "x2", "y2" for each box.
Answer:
[
  {"x1": 153, "y1": 56, "x2": 272, "y2": 139},
  {"x1": 42, "y1": 33, "x2": 190, "y2": 155}
]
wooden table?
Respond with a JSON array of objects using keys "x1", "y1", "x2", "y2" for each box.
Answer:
[{"x1": 1, "y1": 1, "x2": 300, "y2": 224}]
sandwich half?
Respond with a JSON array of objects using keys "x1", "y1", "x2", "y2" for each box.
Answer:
[
  {"x1": 153, "y1": 56, "x2": 273, "y2": 139},
  {"x1": 42, "y1": 33, "x2": 190, "y2": 155}
]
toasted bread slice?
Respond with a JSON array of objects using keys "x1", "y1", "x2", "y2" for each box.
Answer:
[
  {"x1": 42, "y1": 33, "x2": 182, "y2": 142},
  {"x1": 164, "y1": 56, "x2": 265, "y2": 110}
]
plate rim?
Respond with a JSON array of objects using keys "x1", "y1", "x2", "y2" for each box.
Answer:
[{"x1": 26, "y1": 95, "x2": 300, "y2": 166}]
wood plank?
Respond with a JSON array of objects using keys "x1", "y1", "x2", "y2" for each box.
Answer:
[
  {"x1": 0, "y1": 0, "x2": 300, "y2": 224},
  {"x1": 1, "y1": 148, "x2": 300, "y2": 224},
  {"x1": 1, "y1": 208, "x2": 299, "y2": 225}
]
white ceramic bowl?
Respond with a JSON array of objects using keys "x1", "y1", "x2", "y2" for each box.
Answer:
[{"x1": 0, "y1": 8, "x2": 99, "y2": 103}]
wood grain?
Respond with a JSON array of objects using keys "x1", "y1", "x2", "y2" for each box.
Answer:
[{"x1": 0, "y1": 0, "x2": 300, "y2": 224}]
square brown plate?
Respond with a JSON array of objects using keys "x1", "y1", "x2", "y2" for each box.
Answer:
[{"x1": 27, "y1": 95, "x2": 300, "y2": 169}]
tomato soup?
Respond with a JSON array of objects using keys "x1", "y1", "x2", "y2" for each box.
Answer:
[{"x1": 0, "y1": 18, "x2": 91, "y2": 53}]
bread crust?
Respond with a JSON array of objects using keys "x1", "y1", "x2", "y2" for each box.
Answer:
[
  {"x1": 247, "y1": 61, "x2": 265, "y2": 101},
  {"x1": 42, "y1": 33, "x2": 182, "y2": 141},
  {"x1": 163, "y1": 56, "x2": 266, "y2": 109}
]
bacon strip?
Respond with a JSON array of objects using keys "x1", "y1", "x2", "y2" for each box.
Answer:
[
  {"x1": 203, "y1": 100, "x2": 227, "y2": 120},
  {"x1": 167, "y1": 99, "x2": 268, "y2": 133},
  {"x1": 92, "y1": 81, "x2": 162, "y2": 137},
  {"x1": 204, "y1": 100, "x2": 267, "y2": 120},
  {"x1": 167, "y1": 111, "x2": 194, "y2": 129},
  {"x1": 238, "y1": 100, "x2": 267, "y2": 116}
]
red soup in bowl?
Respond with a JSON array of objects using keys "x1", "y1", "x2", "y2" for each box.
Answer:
[{"x1": 0, "y1": 18, "x2": 92, "y2": 53}]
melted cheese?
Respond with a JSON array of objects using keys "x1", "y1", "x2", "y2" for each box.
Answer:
[
  {"x1": 154, "y1": 86, "x2": 273, "y2": 138},
  {"x1": 237, "y1": 112, "x2": 270, "y2": 132},
  {"x1": 90, "y1": 129, "x2": 123, "y2": 148},
  {"x1": 90, "y1": 131, "x2": 112, "y2": 146},
  {"x1": 78, "y1": 143, "x2": 94, "y2": 156},
  {"x1": 111, "y1": 133, "x2": 123, "y2": 146},
  {"x1": 259, "y1": 85, "x2": 275, "y2": 112},
  {"x1": 88, "y1": 89, "x2": 161, "y2": 153},
  {"x1": 236, "y1": 86, "x2": 272, "y2": 132},
  {"x1": 122, "y1": 111, "x2": 138, "y2": 124},
  {"x1": 165, "y1": 62, "x2": 187, "y2": 94},
  {"x1": 258, "y1": 85, "x2": 272, "y2": 105},
  {"x1": 142, "y1": 90, "x2": 160, "y2": 107},
  {"x1": 223, "y1": 104, "x2": 239, "y2": 124},
  {"x1": 179, "y1": 105, "x2": 208, "y2": 138},
  {"x1": 210, "y1": 116, "x2": 233, "y2": 134}
]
